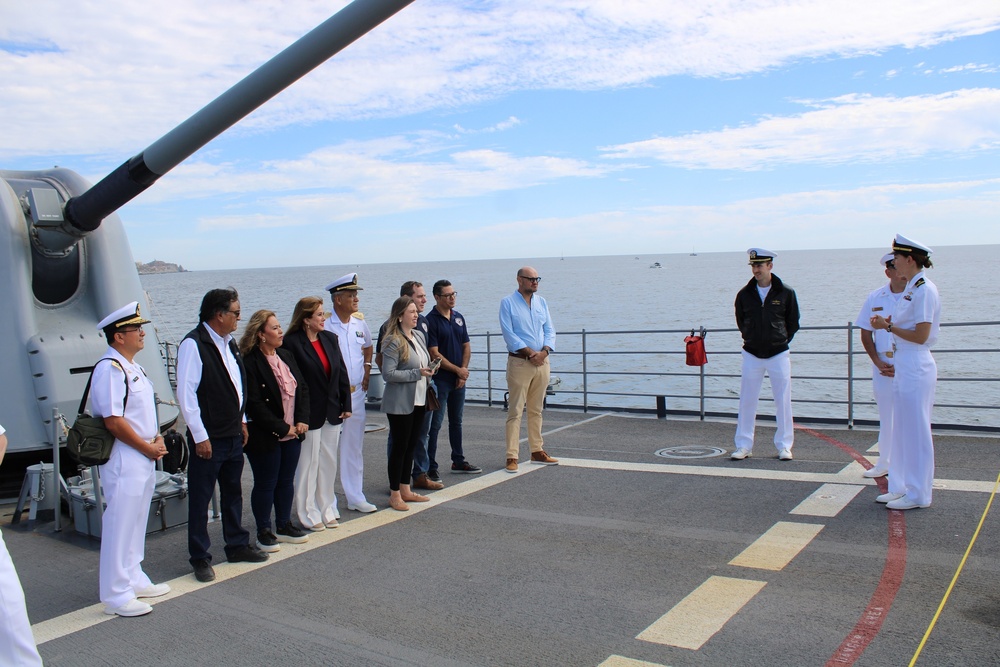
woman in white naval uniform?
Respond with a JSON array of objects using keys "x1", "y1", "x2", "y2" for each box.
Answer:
[
  {"x1": 92, "y1": 302, "x2": 171, "y2": 616},
  {"x1": 0, "y1": 424, "x2": 43, "y2": 665},
  {"x1": 870, "y1": 235, "x2": 941, "y2": 510}
]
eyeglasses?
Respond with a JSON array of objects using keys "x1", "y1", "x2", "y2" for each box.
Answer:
[
  {"x1": 438, "y1": 292, "x2": 458, "y2": 298},
  {"x1": 519, "y1": 276, "x2": 542, "y2": 283},
  {"x1": 227, "y1": 309, "x2": 241, "y2": 317},
  {"x1": 119, "y1": 326, "x2": 142, "y2": 334}
]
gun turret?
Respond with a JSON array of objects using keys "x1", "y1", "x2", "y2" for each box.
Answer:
[{"x1": 0, "y1": 0, "x2": 415, "y2": 455}]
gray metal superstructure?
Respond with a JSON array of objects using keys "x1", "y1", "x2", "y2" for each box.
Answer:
[{"x1": 0, "y1": 0, "x2": 416, "y2": 453}]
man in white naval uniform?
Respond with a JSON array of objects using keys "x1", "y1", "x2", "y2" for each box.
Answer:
[
  {"x1": 325, "y1": 273, "x2": 377, "y2": 513},
  {"x1": 0, "y1": 424, "x2": 43, "y2": 665},
  {"x1": 92, "y1": 302, "x2": 171, "y2": 617},
  {"x1": 855, "y1": 254, "x2": 907, "y2": 483}
]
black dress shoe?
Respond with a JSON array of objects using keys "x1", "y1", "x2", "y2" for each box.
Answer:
[
  {"x1": 228, "y1": 545, "x2": 269, "y2": 564},
  {"x1": 192, "y1": 559, "x2": 215, "y2": 582}
]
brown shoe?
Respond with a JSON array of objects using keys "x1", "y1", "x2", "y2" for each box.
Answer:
[
  {"x1": 530, "y1": 450, "x2": 559, "y2": 465},
  {"x1": 389, "y1": 496, "x2": 409, "y2": 511},
  {"x1": 505, "y1": 458, "x2": 518, "y2": 473},
  {"x1": 401, "y1": 492, "x2": 429, "y2": 503},
  {"x1": 412, "y1": 473, "x2": 444, "y2": 491}
]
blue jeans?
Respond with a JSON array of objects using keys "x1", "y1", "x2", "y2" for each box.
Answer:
[
  {"x1": 428, "y1": 379, "x2": 467, "y2": 469},
  {"x1": 386, "y1": 392, "x2": 434, "y2": 476}
]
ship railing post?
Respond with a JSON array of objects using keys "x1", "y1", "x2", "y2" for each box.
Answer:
[
  {"x1": 486, "y1": 332, "x2": 493, "y2": 407},
  {"x1": 847, "y1": 322, "x2": 854, "y2": 429},
  {"x1": 51, "y1": 407, "x2": 62, "y2": 532},
  {"x1": 581, "y1": 329, "x2": 588, "y2": 413},
  {"x1": 700, "y1": 362, "x2": 706, "y2": 421}
]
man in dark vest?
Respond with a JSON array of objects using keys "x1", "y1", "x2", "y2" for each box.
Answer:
[{"x1": 177, "y1": 288, "x2": 267, "y2": 582}]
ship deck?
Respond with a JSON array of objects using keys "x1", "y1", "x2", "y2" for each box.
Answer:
[{"x1": 5, "y1": 406, "x2": 1000, "y2": 666}]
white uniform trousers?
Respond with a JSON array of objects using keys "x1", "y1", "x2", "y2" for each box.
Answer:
[
  {"x1": 0, "y1": 529, "x2": 42, "y2": 666},
  {"x1": 340, "y1": 387, "x2": 369, "y2": 506},
  {"x1": 293, "y1": 421, "x2": 342, "y2": 527},
  {"x1": 889, "y1": 348, "x2": 937, "y2": 505},
  {"x1": 99, "y1": 441, "x2": 156, "y2": 608},
  {"x1": 870, "y1": 366, "x2": 903, "y2": 492},
  {"x1": 735, "y1": 350, "x2": 793, "y2": 452}
]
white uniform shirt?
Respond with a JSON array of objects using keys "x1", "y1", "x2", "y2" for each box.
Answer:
[
  {"x1": 891, "y1": 271, "x2": 941, "y2": 352},
  {"x1": 90, "y1": 348, "x2": 158, "y2": 441},
  {"x1": 325, "y1": 314, "x2": 372, "y2": 387},
  {"x1": 176, "y1": 322, "x2": 245, "y2": 443},
  {"x1": 856, "y1": 283, "x2": 904, "y2": 364}
]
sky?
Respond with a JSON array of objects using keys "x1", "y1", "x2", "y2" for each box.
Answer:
[{"x1": 1, "y1": 0, "x2": 999, "y2": 270}]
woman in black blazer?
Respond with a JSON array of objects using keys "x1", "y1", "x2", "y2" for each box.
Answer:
[
  {"x1": 238, "y1": 310, "x2": 311, "y2": 553},
  {"x1": 283, "y1": 296, "x2": 352, "y2": 531}
]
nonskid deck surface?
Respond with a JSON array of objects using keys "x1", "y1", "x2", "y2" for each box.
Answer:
[{"x1": 6, "y1": 406, "x2": 999, "y2": 666}]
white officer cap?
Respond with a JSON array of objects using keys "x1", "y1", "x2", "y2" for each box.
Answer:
[
  {"x1": 880, "y1": 252, "x2": 896, "y2": 267},
  {"x1": 891, "y1": 234, "x2": 932, "y2": 258},
  {"x1": 747, "y1": 248, "x2": 776, "y2": 264},
  {"x1": 325, "y1": 273, "x2": 364, "y2": 293},
  {"x1": 97, "y1": 301, "x2": 151, "y2": 331}
]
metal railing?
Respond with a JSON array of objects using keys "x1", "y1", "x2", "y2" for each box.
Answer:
[{"x1": 465, "y1": 322, "x2": 1000, "y2": 433}]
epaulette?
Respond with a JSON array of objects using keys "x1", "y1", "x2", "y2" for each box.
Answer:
[
  {"x1": 914, "y1": 278, "x2": 925, "y2": 288},
  {"x1": 352, "y1": 312, "x2": 365, "y2": 320}
]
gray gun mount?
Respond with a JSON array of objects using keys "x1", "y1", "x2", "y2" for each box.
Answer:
[{"x1": 0, "y1": 0, "x2": 415, "y2": 454}]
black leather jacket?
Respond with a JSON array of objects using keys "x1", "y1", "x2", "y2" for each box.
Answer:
[{"x1": 735, "y1": 274, "x2": 800, "y2": 359}]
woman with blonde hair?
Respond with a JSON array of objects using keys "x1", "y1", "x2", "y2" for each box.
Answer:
[
  {"x1": 381, "y1": 296, "x2": 438, "y2": 511},
  {"x1": 283, "y1": 297, "x2": 352, "y2": 529},
  {"x1": 239, "y1": 310, "x2": 310, "y2": 552}
]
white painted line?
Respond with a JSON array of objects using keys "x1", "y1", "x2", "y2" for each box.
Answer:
[
  {"x1": 599, "y1": 655, "x2": 670, "y2": 667},
  {"x1": 519, "y1": 413, "x2": 610, "y2": 442},
  {"x1": 790, "y1": 483, "x2": 866, "y2": 517},
  {"x1": 637, "y1": 576, "x2": 766, "y2": 650},
  {"x1": 729, "y1": 521, "x2": 824, "y2": 571},
  {"x1": 560, "y1": 457, "x2": 998, "y2": 493}
]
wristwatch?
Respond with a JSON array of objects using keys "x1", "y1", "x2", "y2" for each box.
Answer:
[{"x1": 886, "y1": 323, "x2": 893, "y2": 332}]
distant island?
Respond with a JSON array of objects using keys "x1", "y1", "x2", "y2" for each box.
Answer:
[{"x1": 136, "y1": 260, "x2": 187, "y2": 274}]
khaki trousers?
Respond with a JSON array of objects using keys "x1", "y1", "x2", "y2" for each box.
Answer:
[{"x1": 505, "y1": 356, "x2": 550, "y2": 459}]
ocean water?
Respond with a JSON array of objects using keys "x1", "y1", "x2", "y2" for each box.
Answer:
[{"x1": 140, "y1": 245, "x2": 1000, "y2": 428}]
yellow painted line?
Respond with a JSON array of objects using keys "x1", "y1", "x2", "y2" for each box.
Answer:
[
  {"x1": 729, "y1": 521, "x2": 824, "y2": 571},
  {"x1": 32, "y1": 464, "x2": 548, "y2": 645},
  {"x1": 637, "y1": 576, "x2": 766, "y2": 650},
  {"x1": 599, "y1": 655, "x2": 670, "y2": 667},
  {"x1": 790, "y1": 483, "x2": 865, "y2": 517}
]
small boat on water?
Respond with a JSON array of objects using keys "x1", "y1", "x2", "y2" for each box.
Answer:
[{"x1": 650, "y1": 261, "x2": 662, "y2": 268}]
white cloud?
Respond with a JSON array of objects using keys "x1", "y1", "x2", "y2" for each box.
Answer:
[
  {"x1": 601, "y1": 89, "x2": 1000, "y2": 169},
  {"x1": 2, "y1": 0, "x2": 999, "y2": 159}
]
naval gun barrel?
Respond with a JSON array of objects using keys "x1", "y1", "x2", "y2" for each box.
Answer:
[{"x1": 58, "y1": 0, "x2": 415, "y2": 240}]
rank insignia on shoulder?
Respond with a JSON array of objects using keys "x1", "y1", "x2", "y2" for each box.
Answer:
[
  {"x1": 352, "y1": 311, "x2": 365, "y2": 320},
  {"x1": 914, "y1": 278, "x2": 925, "y2": 288}
]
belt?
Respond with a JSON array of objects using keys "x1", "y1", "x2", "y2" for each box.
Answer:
[
  {"x1": 350, "y1": 385, "x2": 357, "y2": 392},
  {"x1": 509, "y1": 351, "x2": 531, "y2": 359}
]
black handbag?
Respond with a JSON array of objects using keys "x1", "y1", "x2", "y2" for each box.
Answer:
[{"x1": 66, "y1": 359, "x2": 128, "y2": 466}]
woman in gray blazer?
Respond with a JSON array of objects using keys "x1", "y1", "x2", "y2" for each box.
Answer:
[{"x1": 381, "y1": 296, "x2": 437, "y2": 511}]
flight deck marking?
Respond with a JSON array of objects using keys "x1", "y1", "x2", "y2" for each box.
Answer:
[
  {"x1": 599, "y1": 655, "x2": 670, "y2": 666},
  {"x1": 636, "y1": 576, "x2": 766, "y2": 650},
  {"x1": 790, "y1": 483, "x2": 865, "y2": 517},
  {"x1": 728, "y1": 521, "x2": 824, "y2": 571},
  {"x1": 32, "y1": 417, "x2": 609, "y2": 645}
]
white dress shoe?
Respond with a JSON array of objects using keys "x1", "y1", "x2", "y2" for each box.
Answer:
[
  {"x1": 875, "y1": 492, "x2": 905, "y2": 504},
  {"x1": 105, "y1": 598, "x2": 152, "y2": 617},
  {"x1": 348, "y1": 501, "x2": 377, "y2": 513},
  {"x1": 886, "y1": 495, "x2": 930, "y2": 510},
  {"x1": 135, "y1": 583, "x2": 170, "y2": 599},
  {"x1": 863, "y1": 467, "x2": 888, "y2": 478},
  {"x1": 730, "y1": 448, "x2": 752, "y2": 460},
  {"x1": 778, "y1": 449, "x2": 793, "y2": 460}
]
